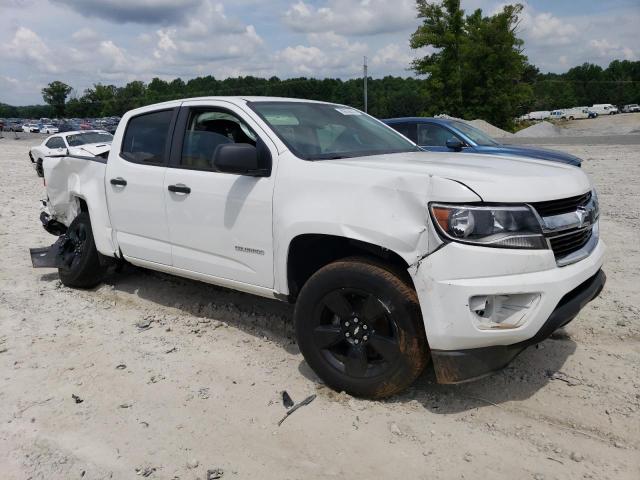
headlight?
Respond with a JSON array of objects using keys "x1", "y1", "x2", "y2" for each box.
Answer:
[{"x1": 430, "y1": 204, "x2": 547, "y2": 249}]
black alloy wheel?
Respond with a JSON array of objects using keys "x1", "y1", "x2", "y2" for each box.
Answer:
[
  {"x1": 313, "y1": 287, "x2": 401, "y2": 379},
  {"x1": 295, "y1": 258, "x2": 429, "y2": 398}
]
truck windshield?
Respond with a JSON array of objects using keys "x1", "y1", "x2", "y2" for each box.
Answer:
[
  {"x1": 449, "y1": 121, "x2": 499, "y2": 146},
  {"x1": 249, "y1": 101, "x2": 420, "y2": 160}
]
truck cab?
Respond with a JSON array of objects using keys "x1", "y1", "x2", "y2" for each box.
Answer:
[{"x1": 36, "y1": 97, "x2": 606, "y2": 398}]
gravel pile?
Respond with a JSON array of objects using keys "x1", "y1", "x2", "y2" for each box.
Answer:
[
  {"x1": 467, "y1": 119, "x2": 513, "y2": 138},
  {"x1": 515, "y1": 121, "x2": 563, "y2": 138}
]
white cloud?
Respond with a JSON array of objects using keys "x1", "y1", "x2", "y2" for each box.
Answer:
[
  {"x1": 4, "y1": 27, "x2": 59, "y2": 73},
  {"x1": 283, "y1": 0, "x2": 417, "y2": 36},
  {"x1": 590, "y1": 39, "x2": 636, "y2": 61}
]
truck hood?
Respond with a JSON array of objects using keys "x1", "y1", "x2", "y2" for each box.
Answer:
[
  {"x1": 475, "y1": 144, "x2": 582, "y2": 166},
  {"x1": 330, "y1": 151, "x2": 592, "y2": 203},
  {"x1": 68, "y1": 143, "x2": 111, "y2": 157}
]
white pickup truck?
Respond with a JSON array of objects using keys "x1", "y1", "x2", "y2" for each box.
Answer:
[{"x1": 32, "y1": 97, "x2": 606, "y2": 398}]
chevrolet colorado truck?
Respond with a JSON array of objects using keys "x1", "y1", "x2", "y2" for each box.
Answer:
[{"x1": 31, "y1": 97, "x2": 606, "y2": 398}]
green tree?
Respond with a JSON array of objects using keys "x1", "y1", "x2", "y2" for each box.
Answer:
[
  {"x1": 461, "y1": 4, "x2": 532, "y2": 128},
  {"x1": 410, "y1": 1, "x2": 532, "y2": 128},
  {"x1": 410, "y1": 0, "x2": 465, "y2": 115},
  {"x1": 41, "y1": 81, "x2": 72, "y2": 117}
]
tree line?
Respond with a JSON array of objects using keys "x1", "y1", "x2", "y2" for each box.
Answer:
[{"x1": 1, "y1": 1, "x2": 639, "y2": 129}]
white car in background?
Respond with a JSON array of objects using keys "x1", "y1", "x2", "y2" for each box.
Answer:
[
  {"x1": 621, "y1": 104, "x2": 640, "y2": 113},
  {"x1": 590, "y1": 104, "x2": 619, "y2": 115},
  {"x1": 22, "y1": 123, "x2": 40, "y2": 133},
  {"x1": 41, "y1": 124, "x2": 59, "y2": 134},
  {"x1": 29, "y1": 130, "x2": 113, "y2": 177}
]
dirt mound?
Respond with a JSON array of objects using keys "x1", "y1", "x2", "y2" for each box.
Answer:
[
  {"x1": 434, "y1": 115, "x2": 514, "y2": 138},
  {"x1": 514, "y1": 121, "x2": 563, "y2": 138},
  {"x1": 467, "y1": 119, "x2": 513, "y2": 138}
]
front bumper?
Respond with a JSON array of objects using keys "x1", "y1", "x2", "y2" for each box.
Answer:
[
  {"x1": 431, "y1": 269, "x2": 605, "y2": 383},
  {"x1": 410, "y1": 237, "x2": 606, "y2": 383}
]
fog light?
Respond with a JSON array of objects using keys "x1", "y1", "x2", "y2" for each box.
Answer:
[{"x1": 469, "y1": 293, "x2": 541, "y2": 330}]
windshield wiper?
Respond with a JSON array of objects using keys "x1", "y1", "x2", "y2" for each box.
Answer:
[{"x1": 311, "y1": 154, "x2": 352, "y2": 160}]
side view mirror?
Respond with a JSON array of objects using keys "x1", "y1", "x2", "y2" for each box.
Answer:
[
  {"x1": 212, "y1": 143, "x2": 270, "y2": 177},
  {"x1": 446, "y1": 137, "x2": 464, "y2": 151}
]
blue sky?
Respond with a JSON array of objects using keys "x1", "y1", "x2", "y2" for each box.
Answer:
[{"x1": 1, "y1": 0, "x2": 638, "y2": 105}]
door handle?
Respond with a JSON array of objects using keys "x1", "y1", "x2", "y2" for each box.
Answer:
[
  {"x1": 168, "y1": 184, "x2": 191, "y2": 194},
  {"x1": 110, "y1": 177, "x2": 127, "y2": 186}
]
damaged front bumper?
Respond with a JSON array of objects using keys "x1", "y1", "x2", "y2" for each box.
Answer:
[
  {"x1": 430, "y1": 269, "x2": 605, "y2": 383},
  {"x1": 410, "y1": 237, "x2": 606, "y2": 384}
]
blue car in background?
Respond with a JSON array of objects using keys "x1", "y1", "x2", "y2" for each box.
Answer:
[{"x1": 383, "y1": 117, "x2": 582, "y2": 167}]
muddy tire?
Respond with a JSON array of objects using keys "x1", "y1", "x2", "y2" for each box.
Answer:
[
  {"x1": 36, "y1": 159, "x2": 44, "y2": 177},
  {"x1": 58, "y1": 212, "x2": 106, "y2": 289},
  {"x1": 294, "y1": 257, "x2": 429, "y2": 399}
]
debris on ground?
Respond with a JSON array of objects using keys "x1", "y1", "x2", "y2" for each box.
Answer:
[
  {"x1": 135, "y1": 466, "x2": 156, "y2": 477},
  {"x1": 545, "y1": 370, "x2": 582, "y2": 386},
  {"x1": 71, "y1": 394, "x2": 83, "y2": 404},
  {"x1": 136, "y1": 318, "x2": 153, "y2": 331},
  {"x1": 278, "y1": 394, "x2": 316, "y2": 426},
  {"x1": 206, "y1": 467, "x2": 224, "y2": 479},
  {"x1": 282, "y1": 390, "x2": 294, "y2": 409},
  {"x1": 116, "y1": 364, "x2": 127, "y2": 370}
]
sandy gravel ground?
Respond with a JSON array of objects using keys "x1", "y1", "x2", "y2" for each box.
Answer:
[{"x1": 0, "y1": 136, "x2": 638, "y2": 480}]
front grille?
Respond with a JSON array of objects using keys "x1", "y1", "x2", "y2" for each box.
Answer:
[
  {"x1": 548, "y1": 227, "x2": 593, "y2": 259},
  {"x1": 531, "y1": 191, "x2": 591, "y2": 217}
]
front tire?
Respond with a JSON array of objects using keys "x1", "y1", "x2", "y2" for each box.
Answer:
[
  {"x1": 58, "y1": 212, "x2": 106, "y2": 288},
  {"x1": 294, "y1": 258, "x2": 429, "y2": 399},
  {"x1": 36, "y1": 159, "x2": 44, "y2": 177}
]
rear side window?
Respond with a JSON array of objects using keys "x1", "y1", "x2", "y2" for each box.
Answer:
[
  {"x1": 121, "y1": 109, "x2": 174, "y2": 164},
  {"x1": 46, "y1": 137, "x2": 65, "y2": 149},
  {"x1": 389, "y1": 122, "x2": 417, "y2": 143}
]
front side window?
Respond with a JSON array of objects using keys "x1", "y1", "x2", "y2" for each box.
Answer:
[
  {"x1": 448, "y1": 121, "x2": 498, "y2": 146},
  {"x1": 249, "y1": 102, "x2": 419, "y2": 160},
  {"x1": 121, "y1": 110, "x2": 173, "y2": 164},
  {"x1": 417, "y1": 123, "x2": 460, "y2": 147},
  {"x1": 180, "y1": 109, "x2": 258, "y2": 170}
]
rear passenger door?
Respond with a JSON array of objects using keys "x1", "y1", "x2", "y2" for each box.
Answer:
[
  {"x1": 163, "y1": 100, "x2": 277, "y2": 288},
  {"x1": 105, "y1": 108, "x2": 177, "y2": 265}
]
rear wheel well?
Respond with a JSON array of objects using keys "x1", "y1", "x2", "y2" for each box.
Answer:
[
  {"x1": 286, "y1": 234, "x2": 413, "y2": 301},
  {"x1": 77, "y1": 198, "x2": 89, "y2": 213}
]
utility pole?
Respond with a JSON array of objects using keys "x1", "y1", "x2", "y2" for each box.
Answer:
[{"x1": 363, "y1": 56, "x2": 368, "y2": 113}]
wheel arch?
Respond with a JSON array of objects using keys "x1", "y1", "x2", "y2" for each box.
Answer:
[{"x1": 284, "y1": 233, "x2": 415, "y2": 301}]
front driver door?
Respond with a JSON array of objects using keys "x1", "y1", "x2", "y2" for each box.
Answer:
[{"x1": 163, "y1": 100, "x2": 277, "y2": 288}]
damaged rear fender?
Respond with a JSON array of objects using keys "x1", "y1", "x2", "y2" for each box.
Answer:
[{"x1": 43, "y1": 155, "x2": 116, "y2": 258}]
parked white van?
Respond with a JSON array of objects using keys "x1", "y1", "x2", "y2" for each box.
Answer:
[
  {"x1": 549, "y1": 110, "x2": 567, "y2": 120},
  {"x1": 525, "y1": 111, "x2": 551, "y2": 120},
  {"x1": 590, "y1": 104, "x2": 618, "y2": 115},
  {"x1": 564, "y1": 107, "x2": 592, "y2": 120}
]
